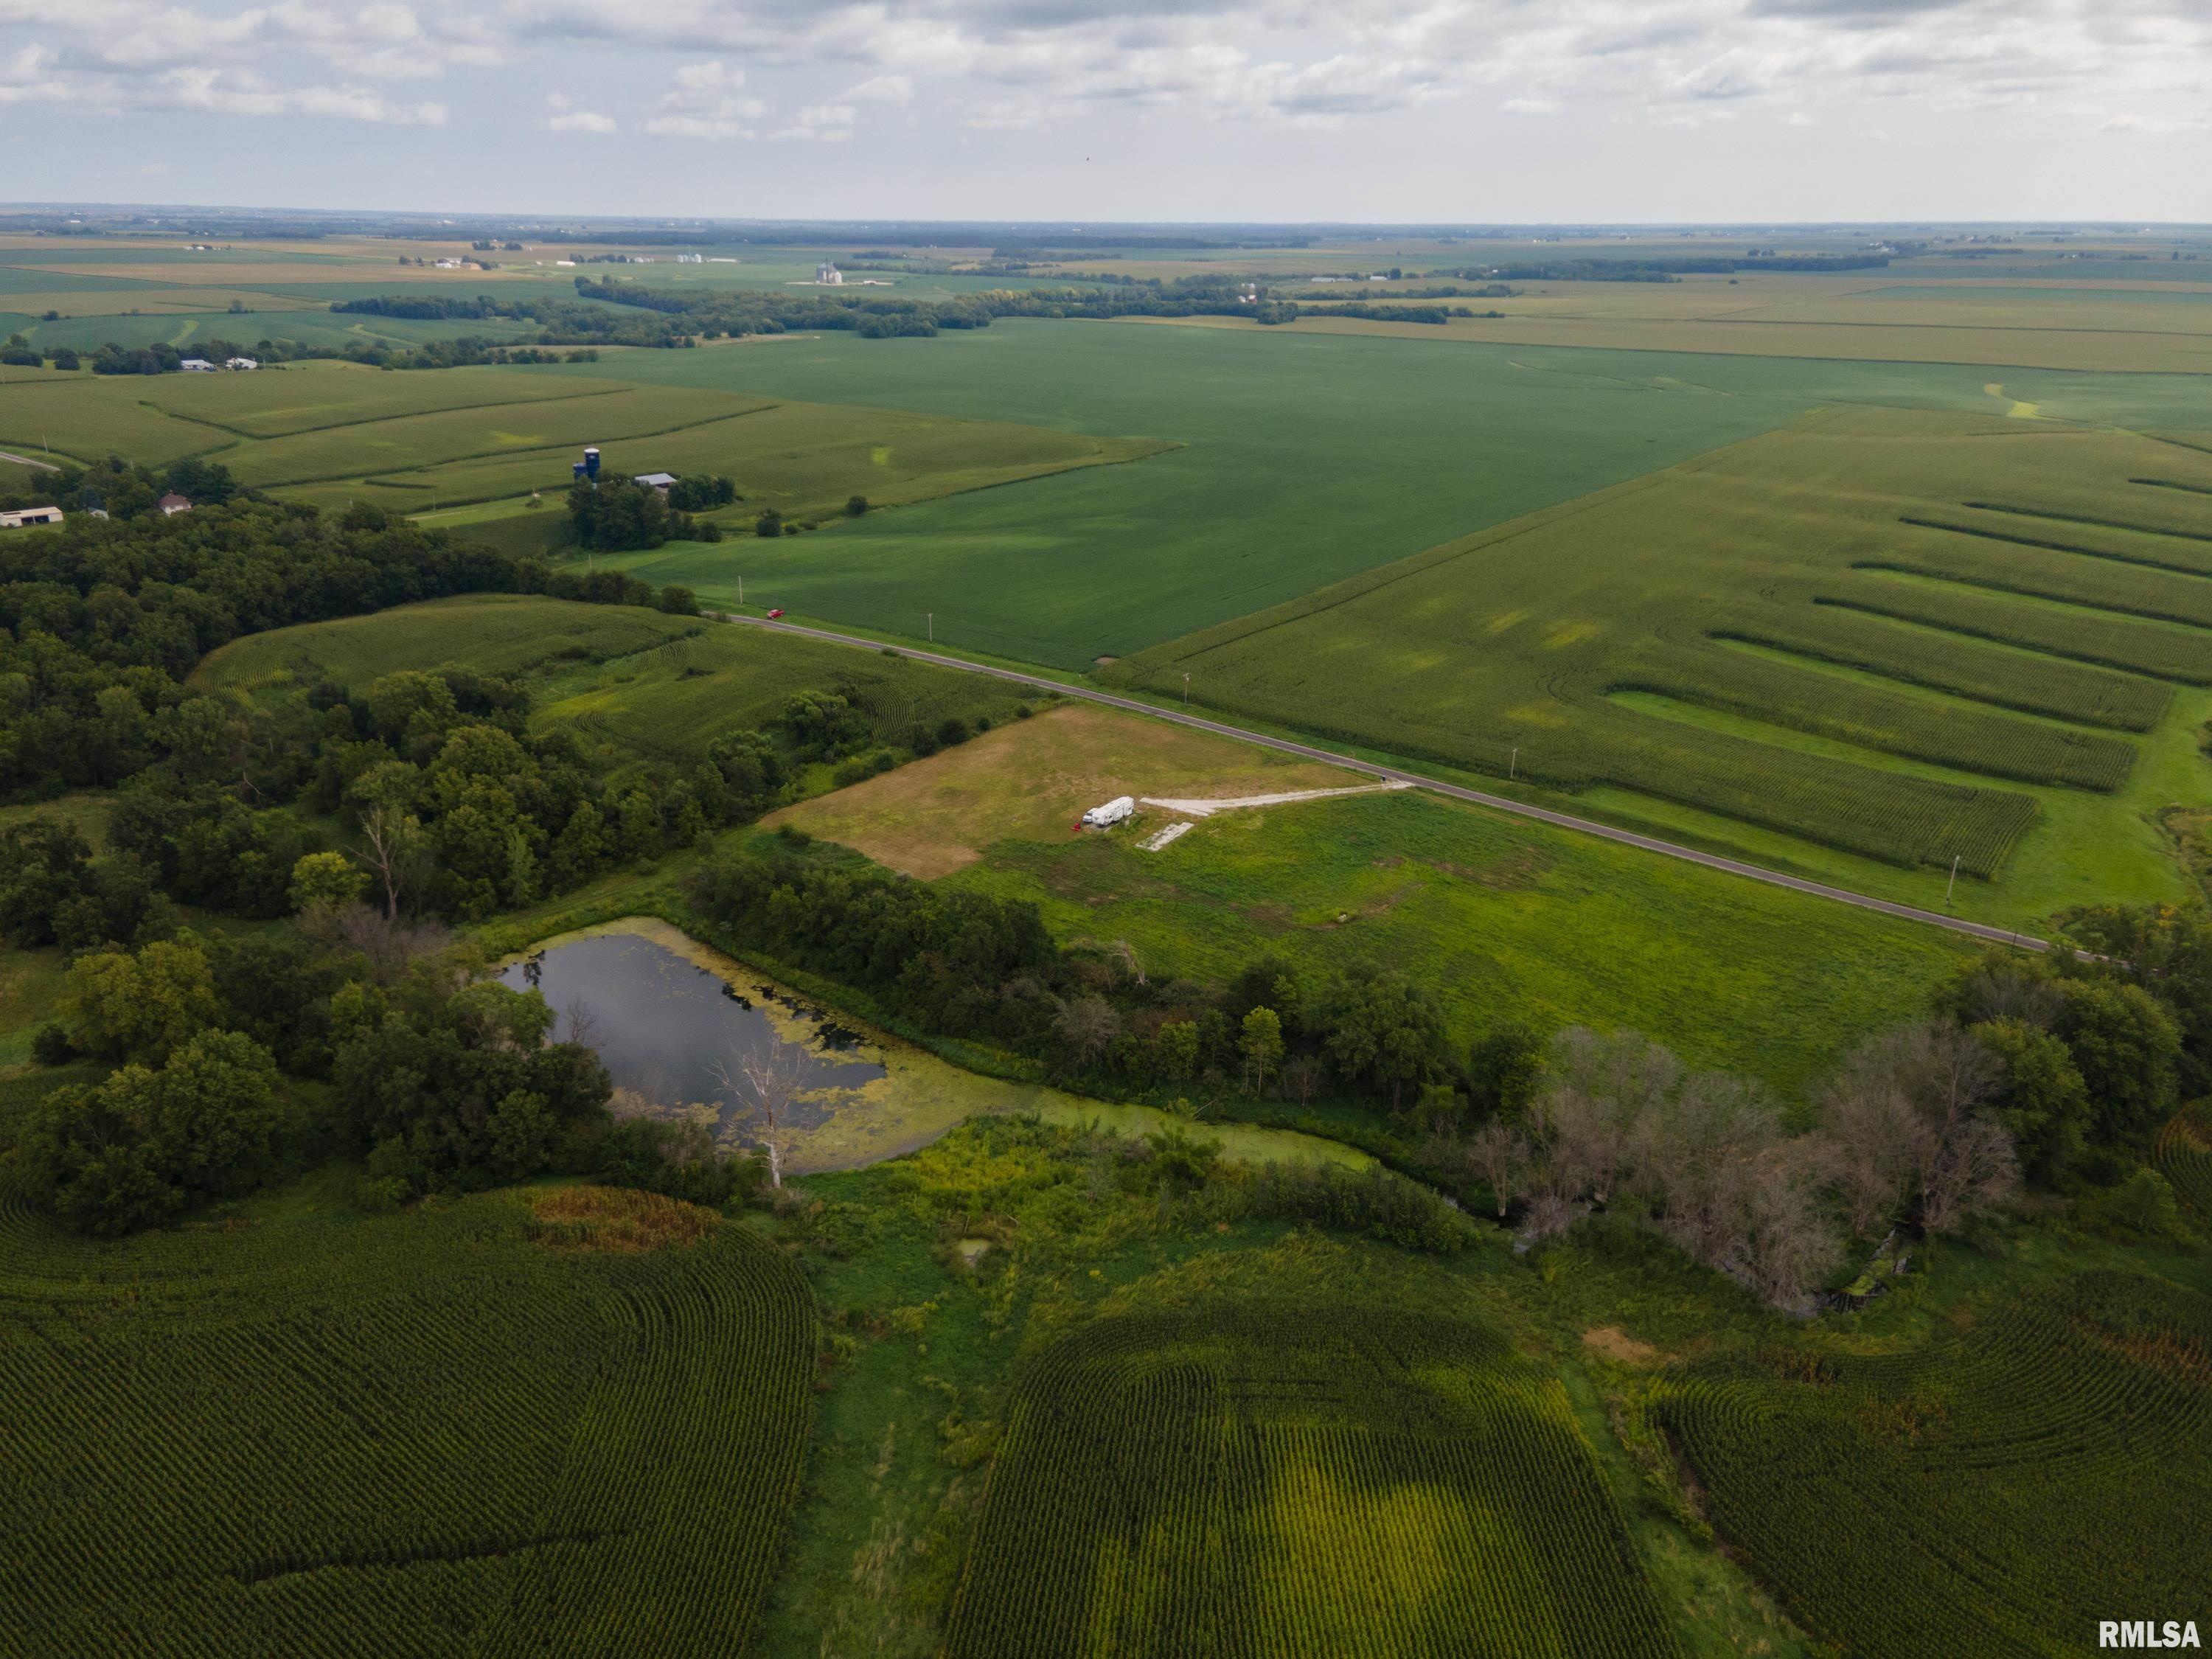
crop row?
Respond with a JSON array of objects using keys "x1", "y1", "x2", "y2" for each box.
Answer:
[
  {"x1": 1625, "y1": 650, "x2": 2138, "y2": 791},
  {"x1": 0, "y1": 1189, "x2": 817, "y2": 1658},
  {"x1": 945, "y1": 1301, "x2": 1682, "y2": 1659},
  {"x1": 2154, "y1": 1108, "x2": 2212, "y2": 1224},
  {"x1": 1591, "y1": 706, "x2": 2040, "y2": 877},
  {"x1": 1712, "y1": 613, "x2": 2171, "y2": 732},
  {"x1": 1653, "y1": 1271, "x2": 2211, "y2": 1658}
]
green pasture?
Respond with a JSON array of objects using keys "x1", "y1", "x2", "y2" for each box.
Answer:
[
  {"x1": 194, "y1": 595, "x2": 1039, "y2": 773},
  {"x1": 947, "y1": 785, "x2": 1973, "y2": 1098},
  {"x1": 542, "y1": 319, "x2": 2212, "y2": 669},
  {"x1": 1102, "y1": 410, "x2": 2212, "y2": 914}
]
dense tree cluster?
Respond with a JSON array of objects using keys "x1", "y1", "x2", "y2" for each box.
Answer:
[
  {"x1": 2, "y1": 918, "x2": 754, "y2": 1232},
  {"x1": 0, "y1": 501, "x2": 538, "y2": 802},
  {"x1": 568, "y1": 476, "x2": 722, "y2": 550}
]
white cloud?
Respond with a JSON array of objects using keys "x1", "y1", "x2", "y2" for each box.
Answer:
[
  {"x1": 646, "y1": 58, "x2": 768, "y2": 138},
  {"x1": 548, "y1": 108, "x2": 616, "y2": 132},
  {"x1": 2, "y1": 0, "x2": 2208, "y2": 145},
  {"x1": 846, "y1": 73, "x2": 913, "y2": 103}
]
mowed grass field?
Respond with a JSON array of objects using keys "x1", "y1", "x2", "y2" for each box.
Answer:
[
  {"x1": 193, "y1": 596, "x2": 1040, "y2": 773},
  {"x1": 777, "y1": 704, "x2": 1974, "y2": 1095},
  {"x1": 0, "y1": 1183, "x2": 818, "y2": 1658},
  {"x1": 1102, "y1": 410, "x2": 2212, "y2": 915},
  {"x1": 553, "y1": 321, "x2": 2212, "y2": 669}
]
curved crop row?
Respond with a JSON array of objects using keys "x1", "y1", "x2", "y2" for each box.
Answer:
[
  {"x1": 0, "y1": 1188, "x2": 817, "y2": 1658},
  {"x1": 1654, "y1": 1271, "x2": 2211, "y2": 1658},
  {"x1": 947, "y1": 1299, "x2": 1681, "y2": 1659}
]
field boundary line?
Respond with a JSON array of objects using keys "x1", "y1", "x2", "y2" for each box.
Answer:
[{"x1": 712, "y1": 612, "x2": 2060, "y2": 953}]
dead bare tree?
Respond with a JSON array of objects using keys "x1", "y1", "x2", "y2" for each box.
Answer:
[
  {"x1": 1465, "y1": 1120, "x2": 1530, "y2": 1219},
  {"x1": 1822, "y1": 1022, "x2": 2016, "y2": 1237},
  {"x1": 558, "y1": 997, "x2": 603, "y2": 1050},
  {"x1": 711, "y1": 1037, "x2": 807, "y2": 1189},
  {"x1": 305, "y1": 902, "x2": 451, "y2": 984},
  {"x1": 358, "y1": 806, "x2": 431, "y2": 920},
  {"x1": 1053, "y1": 995, "x2": 1122, "y2": 1068}
]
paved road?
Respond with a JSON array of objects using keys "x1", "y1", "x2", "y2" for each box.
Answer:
[
  {"x1": 715, "y1": 612, "x2": 2056, "y2": 953},
  {"x1": 0, "y1": 450, "x2": 59, "y2": 470}
]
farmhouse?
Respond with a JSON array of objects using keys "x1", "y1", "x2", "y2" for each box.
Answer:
[
  {"x1": 179, "y1": 358, "x2": 215, "y2": 372},
  {"x1": 0, "y1": 505, "x2": 63, "y2": 528},
  {"x1": 633, "y1": 472, "x2": 678, "y2": 494},
  {"x1": 157, "y1": 493, "x2": 192, "y2": 515}
]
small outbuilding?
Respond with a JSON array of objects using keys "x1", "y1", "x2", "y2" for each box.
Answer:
[
  {"x1": 178, "y1": 358, "x2": 215, "y2": 372},
  {"x1": 226, "y1": 356, "x2": 259, "y2": 370},
  {"x1": 0, "y1": 506, "x2": 63, "y2": 528},
  {"x1": 633, "y1": 473, "x2": 679, "y2": 494},
  {"x1": 157, "y1": 493, "x2": 192, "y2": 515}
]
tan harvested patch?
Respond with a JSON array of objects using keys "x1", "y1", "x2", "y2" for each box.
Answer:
[
  {"x1": 1582, "y1": 1326, "x2": 1663, "y2": 1366},
  {"x1": 523, "y1": 1185, "x2": 721, "y2": 1253},
  {"x1": 768, "y1": 702, "x2": 1362, "y2": 878}
]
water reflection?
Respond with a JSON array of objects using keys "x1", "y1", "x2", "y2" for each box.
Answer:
[{"x1": 501, "y1": 932, "x2": 886, "y2": 1138}]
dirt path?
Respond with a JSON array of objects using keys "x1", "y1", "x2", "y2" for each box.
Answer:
[
  {"x1": 0, "y1": 450, "x2": 60, "y2": 470},
  {"x1": 1139, "y1": 781, "x2": 1412, "y2": 817}
]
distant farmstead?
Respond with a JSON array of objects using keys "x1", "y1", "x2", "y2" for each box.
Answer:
[
  {"x1": 178, "y1": 358, "x2": 215, "y2": 372},
  {"x1": 815, "y1": 260, "x2": 844, "y2": 286},
  {"x1": 157, "y1": 493, "x2": 192, "y2": 515},
  {"x1": 226, "y1": 356, "x2": 259, "y2": 370},
  {"x1": 0, "y1": 505, "x2": 63, "y2": 528}
]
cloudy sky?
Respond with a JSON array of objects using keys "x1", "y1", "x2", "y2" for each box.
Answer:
[{"x1": 2, "y1": 0, "x2": 2208, "y2": 221}]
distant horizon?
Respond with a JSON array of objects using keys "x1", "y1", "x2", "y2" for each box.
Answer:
[{"x1": 5, "y1": 206, "x2": 2209, "y2": 234}]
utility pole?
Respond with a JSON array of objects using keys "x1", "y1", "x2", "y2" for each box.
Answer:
[
  {"x1": 1183, "y1": 672, "x2": 1190, "y2": 707},
  {"x1": 1510, "y1": 747, "x2": 1517, "y2": 782},
  {"x1": 737, "y1": 574, "x2": 742, "y2": 605},
  {"x1": 1947, "y1": 855, "x2": 1960, "y2": 903},
  {"x1": 928, "y1": 612, "x2": 933, "y2": 642}
]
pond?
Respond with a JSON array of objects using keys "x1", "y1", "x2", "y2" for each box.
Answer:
[
  {"x1": 498, "y1": 918, "x2": 1377, "y2": 1176},
  {"x1": 501, "y1": 928, "x2": 886, "y2": 1136}
]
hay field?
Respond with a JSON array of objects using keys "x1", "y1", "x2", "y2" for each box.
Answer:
[
  {"x1": 769, "y1": 701, "x2": 1361, "y2": 876},
  {"x1": 1107, "y1": 409, "x2": 2212, "y2": 908}
]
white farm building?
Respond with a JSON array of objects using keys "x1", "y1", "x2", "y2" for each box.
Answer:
[{"x1": 1081, "y1": 796, "x2": 1135, "y2": 829}]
